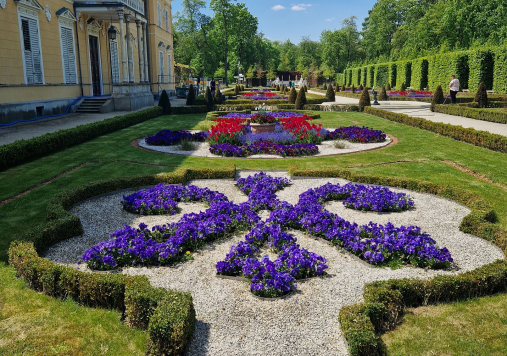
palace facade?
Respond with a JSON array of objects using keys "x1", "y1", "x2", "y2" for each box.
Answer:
[{"x1": 0, "y1": 0, "x2": 174, "y2": 124}]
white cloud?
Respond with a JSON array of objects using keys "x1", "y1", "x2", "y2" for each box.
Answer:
[
  {"x1": 291, "y1": 4, "x2": 312, "y2": 11},
  {"x1": 271, "y1": 4, "x2": 285, "y2": 11},
  {"x1": 325, "y1": 17, "x2": 334, "y2": 22}
]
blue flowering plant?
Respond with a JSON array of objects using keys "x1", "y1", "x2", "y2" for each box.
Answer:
[{"x1": 145, "y1": 130, "x2": 208, "y2": 146}]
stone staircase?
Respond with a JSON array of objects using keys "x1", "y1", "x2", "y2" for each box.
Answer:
[{"x1": 76, "y1": 97, "x2": 108, "y2": 113}]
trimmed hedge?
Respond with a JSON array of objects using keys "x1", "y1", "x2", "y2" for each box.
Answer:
[
  {"x1": 364, "y1": 107, "x2": 507, "y2": 153},
  {"x1": 26, "y1": 166, "x2": 237, "y2": 253},
  {"x1": 469, "y1": 48, "x2": 494, "y2": 92},
  {"x1": 0, "y1": 107, "x2": 162, "y2": 172},
  {"x1": 374, "y1": 64, "x2": 389, "y2": 88},
  {"x1": 389, "y1": 63, "x2": 397, "y2": 89},
  {"x1": 493, "y1": 46, "x2": 507, "y2": 94},
  {"x1": 336, "y1": 73, "x2": 345, "y2": 86},
  {"x1": 428, "y1": 52, "x2": 469, "y2": 91},
  {"x1": 433, "y1": 104, "x2": 507, "y2": 124},
  {"x1": 352, "y1": 68, "x2": 360, "y2": 87},
  {"x1": 362, "y1": 66, "x2": 368, "y2": 87},
  {"x1": 288, "y1": 166, "x2": 507, "y2": 356},
  {"x1": 396, "y1": 61, "x2": 412, "y2": 89},
  {"x1": 366, "y1": 65, "x2": 375, "y2": 88},
  {"x1": 411, "y1": 57, "x2": 429, "y2": 90},
  {"x1": 8, "y1": 242, "x2": 195, "y2": 356}
]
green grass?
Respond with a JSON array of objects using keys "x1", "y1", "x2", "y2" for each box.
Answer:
[
  {"x1": 383, "y1": 292, "x2": 507, "y2": 356},
  {"x1": 0, "y1": 109, "x2": 506, "y2": 355},
  {"x1": 0, "y1": 263, "x2": 147, "y2": 355}
]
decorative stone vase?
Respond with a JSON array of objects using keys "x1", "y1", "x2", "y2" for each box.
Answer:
[{"x1": 250, "y1": 123, "x2": 277, "y2": 134}]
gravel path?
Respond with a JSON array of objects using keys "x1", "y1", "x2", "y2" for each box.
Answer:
[
  {"x1": 43, "y1": 172, "x2": 504, "y2": 356},
  {"x1": 137, "y1": 134, "x2": 392, "y2": 158}
]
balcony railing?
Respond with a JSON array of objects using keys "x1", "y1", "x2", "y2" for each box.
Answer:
[
  {"x1": 74, "y1": 0, "x2": 144, "y2": 16},
  {"x1": 122, "y1": 0, "x2": 144, "y2": 15}
]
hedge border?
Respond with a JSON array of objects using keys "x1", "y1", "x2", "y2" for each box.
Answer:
[
  {"x1": 433, "y1": 104, "x2": 507, "y2": 124},
  {"x1": 364, "y1": 107, "x2": 507, "y2": 153},
  {"x1": 288, "y1": 166, "x2": 507, "y2": 356},
  {"x1": 0, "y1": 107, "x2": 163, "y2": 172},
  {"x1": 8, "y1": 165, "x2": 237, "y2": 355}
]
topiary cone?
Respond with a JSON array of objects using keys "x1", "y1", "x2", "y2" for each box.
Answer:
[
  {"x1": 341, "y1": 84, "x2": 346, "y2": 92},
  {"x1": 288, "y1": 87, "x2": 297, "y2": 104},
  {"x1": 358, "y1": 87, "x2": 371, "y2": 112},
  {"x1": 186, "y1": 84, "x2": 196, "y2": 105},
  {"x1": 323, "y1": 83, "x2": 327, "y2": 90},
  {"x1": 475, "y1": 81, "x2": 488, "y2": 108},
  {"x1": 158, "y1": 89, "x2": 172, "y2": 115},
  {"x1": 379, "y1": 86, "x2": 388, "y2": 101},
  {"x1": 204, "y1": 86, "x2": 214, "y2": 111},
  {"x1": 214, "y1": 87, "x2": 223, "y2": 104},
  {"x1": 295, "y1": 88, "x2": 307, "y2": 109},
  {"x1": 431, "y1": 85, "x2": 445, "y2": 111},
  {"x1": 400, "y1": 82, "x2": 406, "y2": 92},
  {"x1": 326, "y1": 83, "x2": 335, "y2": 102},
  {"x1": 386, "y1": 82, "x2": 391, "y2": 91},
  {"x1": 335, "y1": 85, "x2": 340, "y2": 93},
  {"x1": 351, "y1": 84, "x2": 355, "y2": 94}
]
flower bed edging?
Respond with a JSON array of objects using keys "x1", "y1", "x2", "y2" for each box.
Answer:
[{"x1": 288, "y1": 165, "x2": 507, "y2": 356}]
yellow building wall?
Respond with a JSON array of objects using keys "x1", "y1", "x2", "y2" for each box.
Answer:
[{"x1": 0, "y1": 85, "x2": 80, "y2": 104}]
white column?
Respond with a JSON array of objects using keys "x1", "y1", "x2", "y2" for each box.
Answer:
[
  {"x1": 142, "y1": 22, "x2": 149, "y2": 83},
  {"x1": 136, "y1": 20, "x2": 144, "y2": 83},
  {"x1": 118, "y1": 10, "x2": 128, "y2": 83},
  {"x1": 125, "y1": 14, "x2": 134, "y2": 83}
]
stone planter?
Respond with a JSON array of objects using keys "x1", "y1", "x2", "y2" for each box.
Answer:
[{"x1": 250, "y1": 123, "x2": 277, "y2": 134}]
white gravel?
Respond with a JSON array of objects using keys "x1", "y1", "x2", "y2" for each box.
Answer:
[
  {"x1": 43, "y1": 171, "x2": 504, "y2": 356},
  {"x1": 137, "y1": 133, "x2": 392, "y2": 159}
]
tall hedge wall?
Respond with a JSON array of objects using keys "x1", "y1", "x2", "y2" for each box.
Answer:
[
  {"x1": 367, "y1": 65, "x2": 375, "y2": 88},
  {"x1": 411, "y1": 58, "x2": 429, "y2": 90},
  {"x1": 469, "y1": 48, "x2": 494, "y2": 91},
  {"x1": 336, "y1": 73, "x2": 345, "y2": 85},
  {"x1": 493, "y1": 47, "x2": 507, "y2": 94},
  {"x1": 362, "y1": 67, "x2": 368, "y2": 87},
  {"x1": 374, "y1": 64, "x2": 389, "y2": 88},
  {"x1": 396, "y1": 61, "x2": 411, "y2": 89},
  {"x1": 351, "y1": 68, "x2": 360, "y2": 87},
  {"x1": 389, "y1": 63, "x2": 397, "y2": 88},
  {"x1": 428, "y1": 52, "x2": 469, "y2": 91}
]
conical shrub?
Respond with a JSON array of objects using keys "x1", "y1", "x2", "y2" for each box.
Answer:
[
  {"x1": 351, "y1": 84, "x2": 355, "y2": 94},
  {"x1": 323, "y1": 83, "x2": 327, "y2": 90},
  {"x1": 295, "y1": 88, "x2": 307, "y2": 109},
  {"x1": 341, "y1": 84, "x2": 346, "y2": 92},
  {"x1": 204, "y1": 86, "x2": 214, "y2": 111},
  {"x1": 186, "y1": 84, "x2": 196, "y2": 105},
  {"x1": 234, "y1": 85, "x2": 240, "y2": 95},
  {"x1": 400, "y1": 82, "x2": 406, "y2": 92},
  {"x1": 379, "y1": 86, "x2": 388, "y2": 101},
  {"x1": 386, "y1": 83, "x2": 391, "y2": 91},
  {"x1": 358, "y1": 87, "x2": 371, "y2": 112},
  {"x1": 288, "y1": 87, "x2": 297, "y2": 104},
  {"x1": 326, "y1": 83, "x2": 335, "y2": 102},
  {"x1": 475, "y1": 81, "x2": 488, "y2": 108},
  {"x1": 214, "y1": 87, "x2": 223, "y2": 104},
  {"x1": 158, "y1": 89, "x2": 171, "y2": 115},
  {"x1": 335, "y1": 85, "x2": 340, "y2": 93},
  {"x1": 431, "y1": 85, "x2": 445, "y2": 111},
  {"x1": 358, "y1": 84, "x2": 363, "y2": 91},
  {"x1": 276, "y1": 84, "x2": 280, "y2": 91}
]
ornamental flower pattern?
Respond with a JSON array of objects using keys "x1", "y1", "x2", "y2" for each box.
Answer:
[{"x1": 82, "y1": 173, "x2": 452, "y2": 298}]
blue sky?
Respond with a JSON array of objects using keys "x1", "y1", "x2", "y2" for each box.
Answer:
[{"x1": 171, "y1": 0, "x2": 378, "y2": 43}]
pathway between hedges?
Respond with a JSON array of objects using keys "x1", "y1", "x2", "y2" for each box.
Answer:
[{"x1": 309, "y1": 90, "x2": 507, "y2": 137}]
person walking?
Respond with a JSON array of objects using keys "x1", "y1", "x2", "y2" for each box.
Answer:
[
  {"x1": 449, "y1": 75, "x2": 460, "y2": 104},
  {"x1": 210, "y1": 79, "x2": 216, "y2": 96}
]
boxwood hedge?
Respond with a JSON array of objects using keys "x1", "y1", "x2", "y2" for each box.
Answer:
[
  {"x1": 374, "y1": 64, "x2": 389, "y2": 88},
  {"x1": 288, "y1": 166, "x2": 507, "y2": 356},
  {"x1": 433, "y1": 104, "x2": 507, "y2": 124}
]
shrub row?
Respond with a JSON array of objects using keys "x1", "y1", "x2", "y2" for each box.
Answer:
[
  {"x1": 25, "y1": 165, "x2": 237, "y2": 253},
  {"x1": 0, "y1": 107, "x2": 162, "y2": 172},
  {"x1": 288, "y1": 166, "x2": 507, "y2": 355},
  {"x1": 364, "y1": 107, "x2": 507, "y2": 153},
  {"x1": 433, "y1": 104, "x2": 507, "y2": 124},
  {"x1": 8, "y1": 242, "x2": 196, "y2": 356}
]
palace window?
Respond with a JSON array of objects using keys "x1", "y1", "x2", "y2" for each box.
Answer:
[
  {"x1": 21, "y1": 16, "x2": 43, "y2": 84},
  {"x1": 59, "y1": 23, "x2": 77, "y2": 84},
  {"x1": 159, "y1": 51, "x2": 164, "y2": 83},
  {"x1": 157, "y1": 2, "x2": 161, "y2": 27}
]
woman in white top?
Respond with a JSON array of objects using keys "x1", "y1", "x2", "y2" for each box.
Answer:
[{"x1": 449, "y1": 75, "x2": 460, "y2": 104}]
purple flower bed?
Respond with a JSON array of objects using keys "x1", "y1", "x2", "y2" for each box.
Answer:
[
  {"x1": 209, "y1": 141, "x2": 319, "y2": 157},
  {"x1": 83, "y1": 173, "x2": 452, "y2": 298},
  {"x1": 326, "y1": 126, "x2": 386, "y2": 143},
  {"x1": 307, "y1": 182, "x2": 414, "y2": 212},
  {"x1": 252, "y1": 96, "x2": 288, "y2": 100},
  {"x1": 145, "y1": 130, "x2": 208, "y2": 146},
  {"x1": 122, "y1": 183, "x2": 229, "y2": 215},
  {"x1": 221, "y1": 112, "x2": 306, "y2": 119}
]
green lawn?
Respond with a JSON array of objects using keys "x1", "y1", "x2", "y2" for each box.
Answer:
[
  {"x1": 383, "y1": 293, "x2": 507, "y2": 356},
  {"x1": 0, "y1": 109, "x2": 506, "y2": 355}
]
